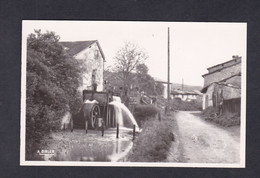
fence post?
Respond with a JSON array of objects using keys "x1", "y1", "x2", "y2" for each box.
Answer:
[
  {"x1": 116, "y1": 123, "x2": 119, "y2": 139},
  {"x1": 133, "y1": 124, "x2": 136, "y2": 140},
  {"x1": 102, "y1": 121, "x2": 104, "y2": 136}
]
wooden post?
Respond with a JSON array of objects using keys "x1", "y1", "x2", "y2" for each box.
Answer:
[
  {"x1": 167, "y1": 27, "x2": 170, "y2": 113},
  {"x1": 133, "y1": 125, "x2": 136, "y2": 140},
  {"x1": 102, "y1": 121, "x2": 104, "y2": 136},
  {"x1": 70, "y1": 119, "x2": 73, "y2": 132},
  {"x1": 116, "y1": 123, "x2": 119, "y2": 139}
]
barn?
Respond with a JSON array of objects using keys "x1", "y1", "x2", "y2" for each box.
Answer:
[{"x1": 201, "y1": 55, "x2": 241, "y2": 114}]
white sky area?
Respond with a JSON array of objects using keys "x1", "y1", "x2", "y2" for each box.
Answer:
[{"x1": 23, "y1": 21, "x2": 247, "y2": 87}]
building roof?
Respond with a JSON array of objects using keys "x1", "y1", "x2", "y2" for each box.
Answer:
[
  {"x1": 201, "y1": 73, "x2": 241, "y2": 93},
  {"x1": 171, "y1": 90, "x2": 199, "y2": 95},
  {"x1": 60, "y1": 40, "x2": 105, "y2": 61},
  {"x1": 202, "y1": 56, "x2": 241, "y2": 78},
  {"x1": 202, "y1": 61, "x2": 241, "y2": 77},
  {"x1": 206, "y1": 56, "x2": 241, "y2": 71}
]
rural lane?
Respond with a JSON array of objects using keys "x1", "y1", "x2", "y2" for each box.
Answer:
[{"x1": 173, "y1": 111, "x2": 240, "y2": 163}]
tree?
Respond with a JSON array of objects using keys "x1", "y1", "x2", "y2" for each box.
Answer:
[
  {"x1": 135, "y1": 63, "x2": 164, "y2": 96},
  {"x1": 26, "y1": 30, "x2": 83, "y2": 159},
  {"x1": 114, "y1": 41, "x2": 148, "y2": 88}
]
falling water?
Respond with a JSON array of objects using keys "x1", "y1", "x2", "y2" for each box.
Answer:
[{"x1": 108, "y1": 101, "x2": 140, "y2": 131}]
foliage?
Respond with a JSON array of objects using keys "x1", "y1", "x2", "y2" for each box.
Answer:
[
  {"x1": 155, "y1": 82, "x2": 164, "y2": 96},
  {"x1": 26, "y1": 30, "x2": 83, "y2": 159},
  {"x1": 128, "y1": 117, "x2": 174, "y2": 162},
  {"x1": 135, "y1": 63, "x2": 163, "y2": 95},
  {"x1": 133, "y1": 104, "x2": 160, "y2": 127},
  {"x1": 113, "y1": 41, "x2": 148, "y2": 88},
  {"x1": 170, "y1": 98, "x2": 202, "y2": 111},
  {"x1": 104, "y1": 64, "x2": 164, "y2": 96},
  {"x1": 202, "y1": 106, "x2": 240, "y2": 127}
]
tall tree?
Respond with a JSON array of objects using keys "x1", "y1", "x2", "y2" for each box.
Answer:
[
  {"x1": 114, "y1": 41, "x2": 148, "y2": 88},
  {"x1": 135, "y1": 63, "x2": 164, "y2": 96}
]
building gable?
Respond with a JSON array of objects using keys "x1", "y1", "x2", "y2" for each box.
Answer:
[{"x1": 60, "y1": 40, "x2": 105, "y2": 61}]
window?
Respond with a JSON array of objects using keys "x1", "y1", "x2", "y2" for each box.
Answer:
[{"x1": 94, "y1": 50, "x2": 99, "y2": 59}]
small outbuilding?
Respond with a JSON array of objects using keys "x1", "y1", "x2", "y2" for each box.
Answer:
[{"x1": 201, "y1": 56, "x2": 241, "y2": 113}]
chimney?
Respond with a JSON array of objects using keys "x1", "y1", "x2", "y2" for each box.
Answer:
[{"x1": 232, "y1": 55, "x2": 241, "y2": 60}]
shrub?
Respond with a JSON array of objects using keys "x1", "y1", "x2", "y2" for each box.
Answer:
[
  {"x1": 202, "y1": 106, "x2": 240, "y2": 127},
  {"x1": 25, "y1": 30, "x2": 83, "y2": 159},
  {"x1": 128, "y1": 117, "x2": 174, "y2": 162},
  {"x1": 170, "y1": 98, "x2": 202, "y2": 111},
  {"x1": 133, "y1": 104, "x2": 160, "y2": 127}
]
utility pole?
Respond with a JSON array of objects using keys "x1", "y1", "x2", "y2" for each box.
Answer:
[
  {"x1": 182, "y1": 78, "x2": 184, "y2": 90},
  {"x1": 167, "y1": 27, "x2": 170, "y2": 112}
]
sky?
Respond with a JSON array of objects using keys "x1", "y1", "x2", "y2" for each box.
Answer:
[{"x1": 23, "y1": 21, "x2": 247, "y2": 87}]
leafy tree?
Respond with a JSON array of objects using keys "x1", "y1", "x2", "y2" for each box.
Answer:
[
  {"x1": 114, "y1": 41, "x2": 148, "y2": 88},
  {"x1": 26, "y1": 30, "x2": 83, "y2": 159},
  {"x1": 135, "y1": 63, "x2": 164, "y2": 96}
]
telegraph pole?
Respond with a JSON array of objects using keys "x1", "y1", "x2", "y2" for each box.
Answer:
[
  {"x1": 182, "y1": 78, "x2": 184, "y2": 90},
  {"x1": 167, "y1": 27, "x2": 170, "y2": 112}
]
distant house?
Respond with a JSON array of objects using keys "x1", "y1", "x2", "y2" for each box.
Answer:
[
  {"x1": 60, "y1": 41, "x2": 105, "y2": 92},
  {"x1": 171, "y1": 89, "x2": 201, "y2": 102},
  {"x1": 201, "y1": 55, "x2": 241, "y2": 113},
  {"x1": 154, "y1": 78, "x2": 172, "y2": 99}
]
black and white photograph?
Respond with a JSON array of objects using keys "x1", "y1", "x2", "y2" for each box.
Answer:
[{"x1": 20, "y1": 21, "x2": 246, "y2": 167}]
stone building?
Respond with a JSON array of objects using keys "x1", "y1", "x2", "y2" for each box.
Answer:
[
  {"x1": 60, "y1": 41, "x2": 105, "y2": 92},
  {"x1": 201, "y1": 56, "x2": 241, "y2": 112}
]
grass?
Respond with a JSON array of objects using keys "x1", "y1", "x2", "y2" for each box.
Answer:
[
  {"x1": 202, "y1": 106, "x2": 240, "y2": 127},
  {"x1": 133, "y1": 104, "x2": 160, "y2": 127},
  {"x1": 128, "y1": 116, "x2": 175, "y2": 162}
]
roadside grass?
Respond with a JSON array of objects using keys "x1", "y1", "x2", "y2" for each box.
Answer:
[
  {"x1": 128, "y1": 115, "x2": 175, "y2": 162},
  {"x1": 201, "y1": 106, "x2": 240, "y2": 127},
  {"x1": 170, "y1": 98, "x2": 202, "y2": 111},
  {"x1": 133, "y1": 104, "x2": 160, "y2": 127}
]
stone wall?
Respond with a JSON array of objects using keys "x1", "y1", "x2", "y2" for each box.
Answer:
[{"x1": 74, "y1": 42, "x2": 104, "y2": 91}]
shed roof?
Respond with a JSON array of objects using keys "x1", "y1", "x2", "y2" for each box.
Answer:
[{"x1": 201, "y1": 73, "x2": 241, "y2": 93}]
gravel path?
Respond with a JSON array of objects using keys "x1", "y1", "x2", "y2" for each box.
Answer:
[{"x1": 174, "y1": 111, "x2": 240, "y2": 163}]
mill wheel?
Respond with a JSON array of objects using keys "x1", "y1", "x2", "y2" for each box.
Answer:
[{"x1": 89, "y1": 104, "x2": 101, "y2": 129}]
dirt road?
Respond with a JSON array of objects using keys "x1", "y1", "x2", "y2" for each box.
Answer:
[{"x1": 174, "y1": 111, "x2": 240, "y2": 163}]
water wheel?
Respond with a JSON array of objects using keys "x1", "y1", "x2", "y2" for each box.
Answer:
[{"x1": 89, "y1": 104, "x2": 101, "y2": 129}]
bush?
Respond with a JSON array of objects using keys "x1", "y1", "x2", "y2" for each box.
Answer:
[
  {"x1": 128, "y1": 117, "x2": 174, "y2": 162},
  {"x1": 25, "y1": 30, "x2": 83, "y2": 159},
  {"x1": 202, "y1": 107, "x2": 240, "y2": 127},
  {"x1": 133, "y1": 104, "x2": 160, "y2": 127},
  {"x1": 170, "y1": 98, "x2": 202, "y2": 111}
]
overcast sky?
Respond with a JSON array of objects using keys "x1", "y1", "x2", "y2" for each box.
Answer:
[{"x1": 23, "y1": 21, "x2": 247, "y2": 87}]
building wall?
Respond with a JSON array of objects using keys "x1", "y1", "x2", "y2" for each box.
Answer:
[
  {"x1": 74, "y1": 42, "x2": 104, "y2": 91},
  {"x1": 202, "y1": 83, "x2": 215, "y2": 109},
  {"x1": 203, "y1": 63, "x2": 241, "y2": 87}
]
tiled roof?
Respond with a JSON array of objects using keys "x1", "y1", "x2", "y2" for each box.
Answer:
[
  {"x1": 201, "y1": 73, "x2": 241, "y2": 93},
  {"x1": 202, "y1": 62, "x2": 241, "y2": 77},
  {"x1": 60, "y1": 40, "x2": 105, "y2": 60}
]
